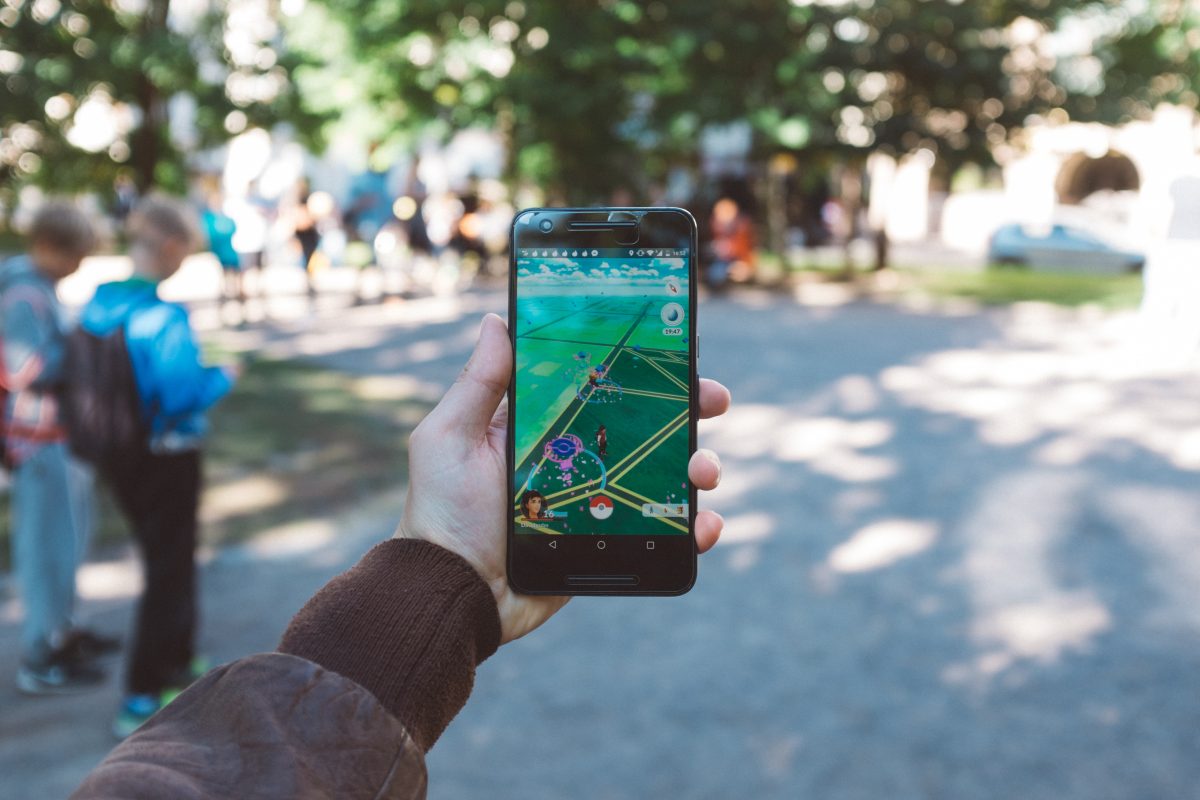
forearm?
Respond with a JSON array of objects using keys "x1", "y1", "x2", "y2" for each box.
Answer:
[
  {"x1": 2, "y1": 300, "x2": 62, "y2": 391},
  {"x1": 74, "y1": 539, "x2": 501, "y2": 799},
  {"x1": 278, "y1": 538, "x2": 502, "y2": 750}
]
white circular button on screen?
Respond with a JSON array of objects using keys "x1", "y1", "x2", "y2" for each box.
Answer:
[
  {"x1": 590, "y1": 495, "x2": 614, "y2": 520},
  {"x1": 660, "y1": 303, "x2": 685, "y2": 326}
]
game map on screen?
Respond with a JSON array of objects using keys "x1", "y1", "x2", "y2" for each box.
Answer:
[{"x1": 513, "y1": 248, "x2": 690, "y2": 537}]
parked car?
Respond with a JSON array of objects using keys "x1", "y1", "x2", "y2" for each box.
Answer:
[{"x1": 987, "y1": 223, "x2": 1144, "y2": 273}]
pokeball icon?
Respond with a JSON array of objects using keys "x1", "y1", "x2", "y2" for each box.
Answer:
[
  {"x1": 660, "y1": 303, "x2": 684, "y2": 326},
  {"x1": 589, "y1": 495, "x2": 614, "y2": 520}
]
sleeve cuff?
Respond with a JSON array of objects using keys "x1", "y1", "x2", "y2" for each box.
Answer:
[{"x1": 278, "y1": 538, "x2": 502, "y2": 750}]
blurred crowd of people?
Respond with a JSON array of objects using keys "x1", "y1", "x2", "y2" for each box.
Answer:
[
  {"x1": 98, "y1": 160, "x2": 796, "y2": 306},
  {"x1": 185, "y1": 164, "x2": 515, "y2": 321}
]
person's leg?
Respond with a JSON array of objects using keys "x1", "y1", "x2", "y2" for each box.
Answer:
[
  {"x1": 12, "y1": 443, "x2": 78, "y2": 660},
  {"x1": 66, "y1": 454, "x2": 95, "y2": 568},
  {"x1": 299, "y1": 239, "x2": 318, "y2": 301},
  {"x1": 12, "y1": 443, "x2": 104, "y2": 693},
  {"x1": 221, "y1": 267, "x2": 243, "y2": 324},
  {"x1": 112, "y1": 450, "x2": 202, "y2": 695}
]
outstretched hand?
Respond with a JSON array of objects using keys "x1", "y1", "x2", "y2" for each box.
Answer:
[{"x1": 396, "y1": 314, "x2": 731, "y2": 643}]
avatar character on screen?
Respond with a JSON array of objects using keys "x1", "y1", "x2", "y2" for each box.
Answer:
[
  {"x1": 595, "y1": 424, "x2": 607, "y2": 458},
  {"x1": 520, "y1": 489, "x2": 551, "y2": 521}
]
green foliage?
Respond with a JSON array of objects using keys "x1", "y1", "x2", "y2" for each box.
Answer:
[
  {"x1": 1061, "y1": 0, "x2": 1200, "y2": 121},
  {"x1": 0, "y1": 0, "x2": 327, "y2": 214},
  {"x1": 300, "y1": 0, "x2": 1192, "y2": 202},
  {"x1": 2, "y1": 0, "x2": 1194, "y2": 208}
]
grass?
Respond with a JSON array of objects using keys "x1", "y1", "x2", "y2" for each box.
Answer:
[
  {"x1": 904, "y1": 267, "x2": 1145, "y2": 309},
  {"x1": 0, "y1": 358, "x2": 434, "y2": 571},
  {"x1": 773, "y1": 255, "x2": 1144, "y2": 309}
]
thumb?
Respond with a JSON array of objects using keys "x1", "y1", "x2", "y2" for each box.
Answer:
[{"x1": 431, "y1": 313, "x2": 512, "y2": 441}]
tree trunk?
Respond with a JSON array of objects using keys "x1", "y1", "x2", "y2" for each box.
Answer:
[
  {"x1": 838, "y1": 162, "x2": 863, "y2": 279},
  {"x1": 132, "y1": 0, "x2": 171, "y2": 193}
]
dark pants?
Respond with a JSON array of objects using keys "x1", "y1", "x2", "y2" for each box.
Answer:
[{"x1": 109, "y1": 449, "x2": 201, "y2": 695}]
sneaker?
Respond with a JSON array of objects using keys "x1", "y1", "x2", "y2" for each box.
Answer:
[
  {"x1": 160, "y1": 657, "x2": 210, "y2": 705},
  {"x1": 61, "y1": 628, "x2": 122, "y2": 661},
  {"x1": 16, "y1": 649, "x2": 106, "y2": 695},
  {"x1": 112, "y1": 694, "x2": 162, "y2": 739},
  {"x1": 112, "y1": 656, "x2": 210, "y2": 739}
]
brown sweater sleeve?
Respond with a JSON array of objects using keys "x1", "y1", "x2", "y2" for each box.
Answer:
[{"x1": 278, "y1": 538, "x2": 502, "y2": 751}]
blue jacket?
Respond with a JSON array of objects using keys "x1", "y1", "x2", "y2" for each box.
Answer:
[
  {"x1": 0, "y1": 255, "x2": 69, "y2": 462},
  {"x1": 201, "y1": 208, "x2": 240, "y2": 269},
  {"x1": 80, "y1": 277, "x2": 234, "y2": 451}
]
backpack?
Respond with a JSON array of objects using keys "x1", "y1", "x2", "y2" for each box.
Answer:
[{"x1": 62, "y1": 324, "x2": 148, "y2": 469}]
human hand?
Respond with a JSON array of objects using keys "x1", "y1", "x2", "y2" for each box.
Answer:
[{"x1": 395, "y1": 313, "x2": 731, "y2": 644}]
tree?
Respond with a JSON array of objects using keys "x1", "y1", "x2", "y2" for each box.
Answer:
[
  {"x1": 0, "y1": 0, "x2": 325, "y2": 218},
  {"x1": 298, "y1": 0, "x2": 1195, "y2": 230},
  {"x1": 298, "y1": 2, "x2": 1084, "y2": 192},
  {"x1": 1058, "y1": 0, "x2": 1200, "y2": 122},
  {"x1": 294, "y1": 0, "x2": 670, "y2": 202}
]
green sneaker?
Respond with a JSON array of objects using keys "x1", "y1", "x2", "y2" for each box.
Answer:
[
  {"x1": 113, "y1": 658, "x2": 211, "y2": 738},
  {"x1": 112, "y1": 694, "x2": 162, "y2": 739}
]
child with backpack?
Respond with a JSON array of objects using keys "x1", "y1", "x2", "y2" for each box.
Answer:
[
  {"x1": 2, "y1": 202, "x2": 117, "y2": 693},
  {"x1": 77, "y1": 197, "x2": 237, "y2": 736}
]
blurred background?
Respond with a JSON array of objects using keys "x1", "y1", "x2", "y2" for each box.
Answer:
[{"x1": 3, "y1": 0, "x2": 1200, "y2": 797}]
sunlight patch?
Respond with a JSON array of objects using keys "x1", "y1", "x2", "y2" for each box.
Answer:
[{"x1": 828, "y1": 518, "x2": 938, "y2": 573}]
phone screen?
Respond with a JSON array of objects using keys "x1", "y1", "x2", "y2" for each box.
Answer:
[{"x1": 512, "y1": 246, "x2": 691, "y2": 538}]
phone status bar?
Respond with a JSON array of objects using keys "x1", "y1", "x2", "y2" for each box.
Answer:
[{"x1": 516, "y1": 248, "x2": 688, "y2": 259}]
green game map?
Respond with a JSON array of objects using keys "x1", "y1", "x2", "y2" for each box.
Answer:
[{"x1": 513, "y1": 253, "x2": 691, "y2": 536}]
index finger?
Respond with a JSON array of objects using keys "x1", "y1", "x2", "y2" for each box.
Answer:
[{"x1": 699, "y1": 378, "x2": 731, "y2": 420}]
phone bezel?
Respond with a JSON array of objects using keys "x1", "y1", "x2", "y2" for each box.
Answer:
[{"x1": 506, "y1": 207, "x2": 699, "y2": 596}]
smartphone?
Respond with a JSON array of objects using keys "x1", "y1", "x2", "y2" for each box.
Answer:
[{"x1": 507, "y1": 208, "x2": 699, "y2": 595}]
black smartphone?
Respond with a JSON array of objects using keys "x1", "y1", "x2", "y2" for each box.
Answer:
[{"x1": 507, "y1": 207, "x2": 699, "y2": 595}]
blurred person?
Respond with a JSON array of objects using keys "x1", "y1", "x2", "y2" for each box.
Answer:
[
  {"x1": 821, "y1": 198, "x2": 849, "y2": 245},
  {"x1": 292, "y1": 179, "x2": 323, "y2": 303},
  {"x1": 446, "y1": 190, "x2": 487, "y2": 289},
  {"x1": 394, "y1": 171, "x2": 436, "y2": 295},
  {"x1": 403, "y1": 168, "x2": 434, "y2": 260},
  {"x1": 199, "y1": 189, "x2": 244, "y2": 321},
  {"x1": 227, "y1": 181, "x2": 271, "y2": 312},
  {"x1": 344, "y1": 151, "x2": 396, "y2": 301},
  {"x1": 112, "y1": 173, "x2": 139, "y2": 224},
  {"x1": 708, "y1": 196, "x2": 757, "y2": 288},
  {"x1": 411, "y1": 191, "x2": 464, "y2": 295},
  {"x1": 471, "y1": 184, "x2": 516, "y2": 277},
  {"x1": 77, "y1": 197, "x2": 238, "y2": 737},
  {"x1": 72, "y1": 315, "x2": 731, "y2": 798},
  {"x1": 344, "y1": 149, "x2": 395, "y2": 249},
  {"x1": 2, "y1": 202, "x2": 117, "y2": 694}
]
